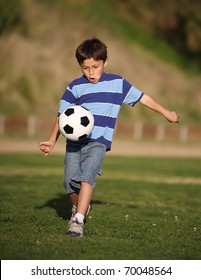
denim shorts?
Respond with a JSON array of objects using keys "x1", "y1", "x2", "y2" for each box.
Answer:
[{"x1": 63, "y1": 141, "x2": 106, "y2": 194}]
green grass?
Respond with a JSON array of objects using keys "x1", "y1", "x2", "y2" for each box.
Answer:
[{"x1": 0, "y1": 153, "x2": 201, "y2": 260}]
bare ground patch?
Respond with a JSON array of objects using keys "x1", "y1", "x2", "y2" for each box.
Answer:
[{"x1": 1, "y1": 137, "x2": 201, "y2": 158}]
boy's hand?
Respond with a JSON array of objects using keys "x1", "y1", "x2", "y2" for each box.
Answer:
[
  {"x1": 38, "y1": 141, "x2": 55, "y2": 156},
  {"x1": 165, "y1": 111, "x2": 180, "y2": 123}
]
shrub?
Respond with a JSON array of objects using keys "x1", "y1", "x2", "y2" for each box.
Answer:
[{"x1": 0, "y1": 0, "x2": 26, "y2": 35}]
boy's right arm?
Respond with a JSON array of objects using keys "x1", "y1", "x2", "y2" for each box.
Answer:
[{"x1": 38, "y1": 116, "x2": 60, "y2": 156}]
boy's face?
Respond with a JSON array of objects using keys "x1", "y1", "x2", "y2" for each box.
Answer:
[{"x1": 80, "y1": 58, "x2": 108, "y2": 84}]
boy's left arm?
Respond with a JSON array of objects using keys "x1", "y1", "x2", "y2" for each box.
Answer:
[{"x1": 140, "y1": 93, "x2": 180, "y2": 123}]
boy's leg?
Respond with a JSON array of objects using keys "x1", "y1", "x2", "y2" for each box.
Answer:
[
  {"x1": 69, "y1": 192, "x2": 79, "y2": 207},
  {"x1": 67, "y1": 192, "x2": 79, "y2": 225},
  {"x1": 67, "y1": 142, "x2": 106, "y2": 237},
  {"x1": 76, "y1": 181, "x2": 93, "y2": 218},
  {"x1": 63, "y1": 146, "x2": 82, "y2": 224},
  {"x1": 67, "y1": 182, "x2": 92, "y2": 237},
  {"x1": 68, "y1": 190, "x2": 91, "y2": 225}
]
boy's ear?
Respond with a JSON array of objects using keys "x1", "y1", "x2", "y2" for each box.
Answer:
[{"x1": 104, "y1": 58, "x2": 109, "y2": 67}]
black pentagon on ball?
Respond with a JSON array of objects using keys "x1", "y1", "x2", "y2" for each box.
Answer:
[
  {"x1": 63, "y1": 124, "x2": 74, "y2": 134},
  {"x1": 65, "y1": 108, "x2": 74, "y2": 116},
  {"x1": 80, "y1": 116, "x2": 90, "y2": 127},
  {"x1": 78, "y1": 134, "x2": 88, "y2": 140}
]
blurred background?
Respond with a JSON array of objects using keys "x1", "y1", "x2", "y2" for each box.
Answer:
[{"x1": 0, "y1": 0, "x2": 201, "y2": 151}]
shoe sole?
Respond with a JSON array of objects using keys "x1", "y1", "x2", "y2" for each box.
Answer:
[{"x1": 66, "y1": 230, "x2": 82, "y2": 238}]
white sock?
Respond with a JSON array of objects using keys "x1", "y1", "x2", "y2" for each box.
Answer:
[{"x1": 74, "y1": 213, "x2": 84, "y2": 224}]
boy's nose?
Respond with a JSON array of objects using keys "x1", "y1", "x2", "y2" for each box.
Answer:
[{"x1": 89, "y1": 68, "x2": 94, "y2": 75}]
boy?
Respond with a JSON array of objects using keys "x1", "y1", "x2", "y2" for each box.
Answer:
[{"x1": 39, "y1": 38, "x2": 180, "y2": 238}]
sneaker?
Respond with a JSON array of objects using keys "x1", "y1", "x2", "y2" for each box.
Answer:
[
  {"x1": 68, "y1": 204, "x2": 91, "y2": 225},
  {"x1": 66, "y1": 218, "x2": 84, "y2": 237},
  {"x1": 68, "y1": 205, "x2": 77, "y2": 225}
]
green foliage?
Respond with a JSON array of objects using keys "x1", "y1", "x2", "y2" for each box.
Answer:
[
  {"x1": 37, "y1": 0, "x2": 64, "y2": 5},
  {"x1": 0, "y1": 153, "x2": 201, "y2": 259},
  {"x1": 90, "y1": 0, "x2": 201, "y2": 72},
  {"x1": 0, "y1": 0, "x2": 26, "y2": 35},
  {"x1": 108, "y1": 0, "x2": 201, "y2": 54},
  {"x1": 35, "y1": 0, "x2": 70, "y2": 10}
]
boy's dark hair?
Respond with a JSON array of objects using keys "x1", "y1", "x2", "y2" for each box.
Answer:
[{"x1": 75, "y1": 38, "x2": 107, "y2": 64}]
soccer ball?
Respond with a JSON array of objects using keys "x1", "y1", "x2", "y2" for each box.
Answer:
[{"x1": 59, "y1": 105, "x2": 94, "y2": 141}]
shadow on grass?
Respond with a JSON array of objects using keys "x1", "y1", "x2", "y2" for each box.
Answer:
[
  {"x1": 35, "y1": 194, "x2": 139, "y2": 221},
  {"x1": 35, "y1": 195, "x2": 110, "y2": 220},
  {"x1": 35, "y1": 194, "x2": 71, "y2": 220}
]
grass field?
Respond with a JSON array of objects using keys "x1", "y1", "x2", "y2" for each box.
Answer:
[{"x1": 0, "y1": 153, "x2": 201, "y2": 260}]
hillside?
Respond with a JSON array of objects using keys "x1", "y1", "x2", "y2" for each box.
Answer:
[{"x1": 0, "y1": 0, "x2": 201, "y2": 125}]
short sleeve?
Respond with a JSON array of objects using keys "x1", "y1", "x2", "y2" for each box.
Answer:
[{"x1": 122, "y1": 79, "x2": 143, "y2": 106}]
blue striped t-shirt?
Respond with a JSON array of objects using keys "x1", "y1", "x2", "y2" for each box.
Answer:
[{"x1": 58, "y1": 72, "x2": 143, "y2": 150}]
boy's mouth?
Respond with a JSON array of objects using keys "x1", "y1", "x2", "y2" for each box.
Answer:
[{"x1": 89, "y1": 77, "x2": 96, "y2": 83}]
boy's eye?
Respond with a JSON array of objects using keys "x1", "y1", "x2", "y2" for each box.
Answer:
[{"x1": 82, "y1": 64, "x2": 99, "y2": 70}]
